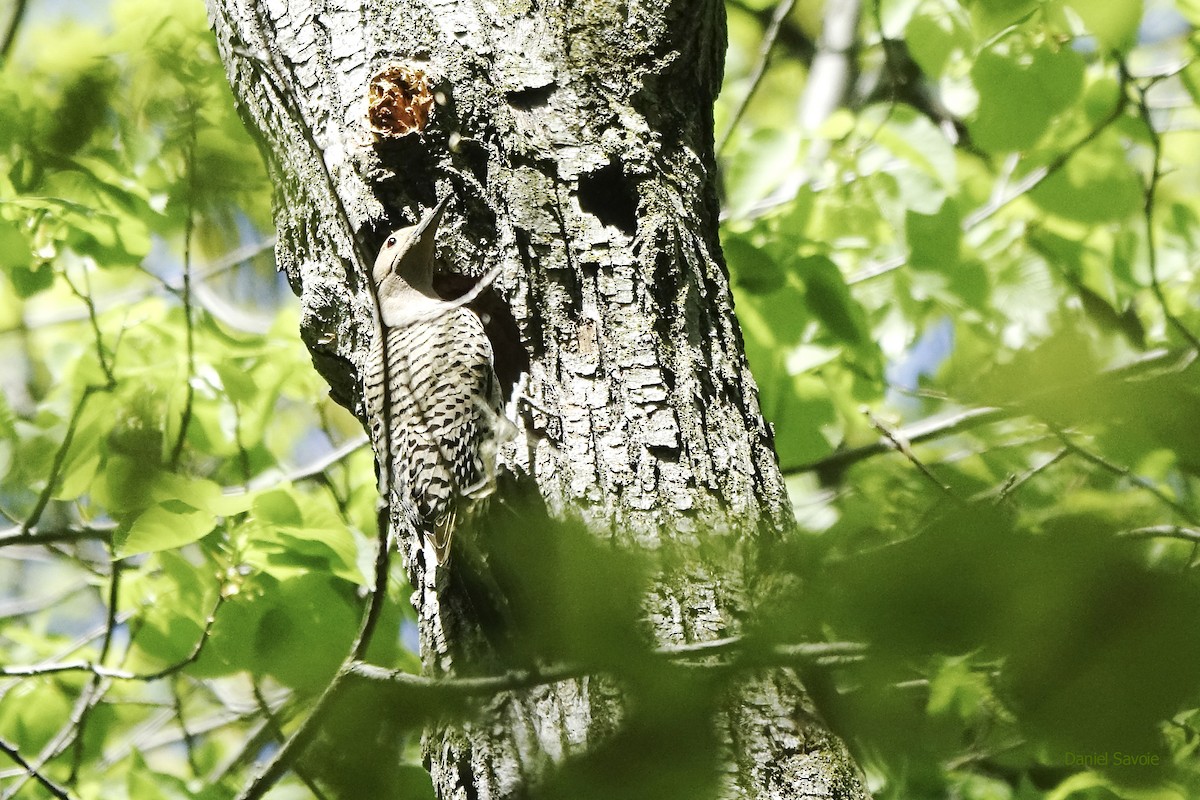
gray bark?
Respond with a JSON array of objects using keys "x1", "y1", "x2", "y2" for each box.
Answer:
[{"x1": 206, "y1": 0, "x2": 867, "y2": 798}]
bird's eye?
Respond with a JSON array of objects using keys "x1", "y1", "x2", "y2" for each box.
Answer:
[{"x1": 386, "y1": 236, "x2": 396, "y2": 247}]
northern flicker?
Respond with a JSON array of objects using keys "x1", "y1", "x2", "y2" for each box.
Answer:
[{"x1": 364, "y1": 198, "x2": 508, "y2": 565}]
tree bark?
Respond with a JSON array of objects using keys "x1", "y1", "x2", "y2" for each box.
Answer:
[{"x1": 206, "y1": 0, "x2": 867, "y2": 798}]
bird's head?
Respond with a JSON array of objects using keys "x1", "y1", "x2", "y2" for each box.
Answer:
[{"x1": 372, "y1": 197, "x2": 448, "y2": 294}]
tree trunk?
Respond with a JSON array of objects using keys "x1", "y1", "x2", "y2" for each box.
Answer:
[{"x1": 206, "y1": 0, "x2": 867, "y2": 798}]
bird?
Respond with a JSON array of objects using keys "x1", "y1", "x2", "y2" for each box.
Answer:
[{"x1": 364, "y1": 198, "x2": 509, "y2": 565}]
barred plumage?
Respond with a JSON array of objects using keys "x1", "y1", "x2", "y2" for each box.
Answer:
[{"x1": 365, "y1": 199, "x2": 507, "y2": 564}]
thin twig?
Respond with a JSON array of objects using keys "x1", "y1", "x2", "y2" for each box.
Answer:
[
  {"x1": 791, "y1": 405, "x2": 1007, "y2": 476},
  {"x1": 349, "y1": 638, "x2": 867, "y2": 699},
  {"x1": 100, "y1": 706, "x2": 263, "y2": 770},
  {"x1": 0, "y1": 0, "x2": 27, "y2": 62},
  {"x1": 1120, "y1": 525, "x2": 1200, "y2": 543},
  {"x1": 170, "y1": 108, "x2": 201, "y2": 467},
  {"x1": 20, "y1": 385, "x2": 112, "y2": 534},
  {"x1": 0, "y1": 738, "x2": 75, "y2": 800},
  {"x1": 5, "y1": 587, "x2": 223, "y2": 796},
  {"x1": 846, "y1": 254, "x2": 905, "y2": 285},
  {"x1": 205, "y1": 718, "x2": 277, "y2": 787},
  {"x1": 972, "y1": 448, "x2": 1069, "y2": 504},
  {"x1": 1050, "y1": 424, "x2": 1197, "y2": 525},
  {"x1": 0, "y1": 522, "x2": 116, "y2": 549},
  {"x1": 716, "y1": 0, "x2": 797, "y2": 155},
  {"x1": 786, "y1": 347, "x2": 1196, "y2": 477},
  {"x1": 0, "y1": 595, "x2": 225, "y2": 681},
  {"x1": 67, "y1": 556, "x2": 124, "y2": 780},
  {"x1": 862, "y1": 406, "x2": 957, "y2": 497},
  {"x1": 1, "y1": 677, "x2": 111, "y2": 800},
  {"x1": 252, "y1": 683, "x2": 331, "y2": 800},
  {"x1": 0, "y1": 584, "x2": 89, "y2": 620},
  {"x1": 172, "y1": 680, "x2": 201, "y2": 779},
  {"x1": 228, "y1": 434, "x2": 370, "y2": 494},
  {"x1": 62, "y1": 269, "x2": 115, "y2": 385},
  {"x1": 0, "y1": 238, "x2": 277, "y2": 338},
  {"x1": 1127, "y1": 58, "x2": 1200, "y2": 350}
]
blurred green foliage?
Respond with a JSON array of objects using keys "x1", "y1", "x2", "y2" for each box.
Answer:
[
  {"x1": 720, "y1": 0, "x2": 1200, "y2": 797},
  {"x1": 1, "y1": 0, "x2": 1199, "y2": 799},
  {"x1": 0, "y1": 0, "x2": 400, "y2": 796}
]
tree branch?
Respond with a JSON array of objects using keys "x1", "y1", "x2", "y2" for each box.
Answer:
[
  {"x1": 349, "y1": 638, "x2": 867, "y2": 701},
  {"x1": 0, "y1": 0, "x2": 27, "y2": 63},
  {"x1": 787, "y1": 347, "x2": 1198, "y2": 477},
  {"x1": 1120, "y1": 525, "x2": 1200, "y2": 543},
  {"x1": 790, "y1": 406, "x2": 1007, "y2": 477},
  {"x1": 0, "y1": 522, "x2": 116, "y2": 550},
  {"x1": 0, "y1": 738, "x2": 75, "y2": 800}
]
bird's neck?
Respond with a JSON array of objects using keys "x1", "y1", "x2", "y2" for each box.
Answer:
[{"x1": 381, "y1": 280, "x2": 445, "y2": 328}]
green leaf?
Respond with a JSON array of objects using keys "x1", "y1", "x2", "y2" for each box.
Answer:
[
  {"x1": 252, "y1": 487, "x2": 304, "y2": 526},
  {"x1": 769, "y1": 373, "x2": 839, "y2": 469},
  {"x1": 393, "y1": 764, "x2": 437, "y2": 800},
  {"x1": 795, "y1": 255, "x2": 871, "y2": 350},
  {"x1": 723, "y1": 234, "x2": 785, "y2": 294},
  {"x1": 51, "y1": 394, "x2": 113, "y2": 501},
  {"x1": 99, "y1": 456, "x2": 164, "y2": 514},
  {"x1": 907, "y1": 1, "x2": 972, "y2": 79},
  {"x1": 1029, "y1": 132, "x2": 1143, "y2": 223},
  {"x1": 927, "y1": 656, "x2": 992, "y2": 719},
  {"x1": 213, "y1": 358, "x2": 262, "y2": 405},
  {"x1": 123, "y1": 551, "x2": 213, "y2": 670},
  {"x1": 154, "y1": 471, "x2": 252, "y2": 516},
  {"x1": 1063, "y1": 0, "x2": 1144, "y2": 54},
  {"x1": 0, "y1": 218, "x2": 31, "y2": 271},
  {"x1": 249, "y1": 526, "x2": 364, "y2": 584},
  {"x1": 0, "y1": 393, "x2": 13, "y2": 481},
  {"x1": 969, "y1": 0, "x2": 1039, "y2": 33},
  {"x1": 968, "y1": 40, "x2": 1084, "y2": 153},
  {"x1": 1043, "y1": 772, "x2": 1112, "y2": 800},
  {"x1": 0, "y1": 680, "x2": 74, "y2": 753},
  {"x1": 722, "y1": 127, "x2": 803, "y2": 218},
  {"x1": 100, "y1": 456, "x2": 251, "y2": 517},
  {"x1": 1180, "y1": 0, "x2": 1200, "y2": 26},
  {"x1": 871, "y1": 106, "x2": 957, "y2": 213},
  {"x1": 127, "y1": 751, "x2": 198, "y2": 800},
  {"x1": 8, "y1": 263, "x2": 54, "y2": 298},
  {"x1": 53, "y1": 450, "x2": 100, "y2": 501},
  {"x1": 1082, "y1": 73, "x2": 1123, "y2": 124},
  {"x1": 906, "y1": 200, "x2": 961, "y2": 272},
  {"x1": 118, "y1": 500, "x2": 217, "y2": 557},
  {"x1": 236, "y1": 488, "x2": 364, "y2": 584},
  {"x1": 259, "y1": 574, "x2": 358, "y2": 688},
  {"x1": 200, "y1": 574, "x2": 357, "y2": 689}
]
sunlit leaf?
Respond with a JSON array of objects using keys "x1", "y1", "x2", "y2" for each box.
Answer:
[
  {"x1": 118, "y1": 500, "x2": 218, "y2": 556},
  {"x1": 1029, "y1": 133, "x2": 1143, "y2": 223},
  {"x1": 968, "y1": 40, "x2": 1084, "y2": 153},
  {"x1": 0, "y1": 218, "x2": 32, "y2": 271},
  {"x1": 1063, "y1": 0, "x2": 1144, "y2": 54}
]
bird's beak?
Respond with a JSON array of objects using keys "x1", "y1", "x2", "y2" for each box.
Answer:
[{"x1": 403, "y1": 195, "x2": 449, "y2": 271}]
